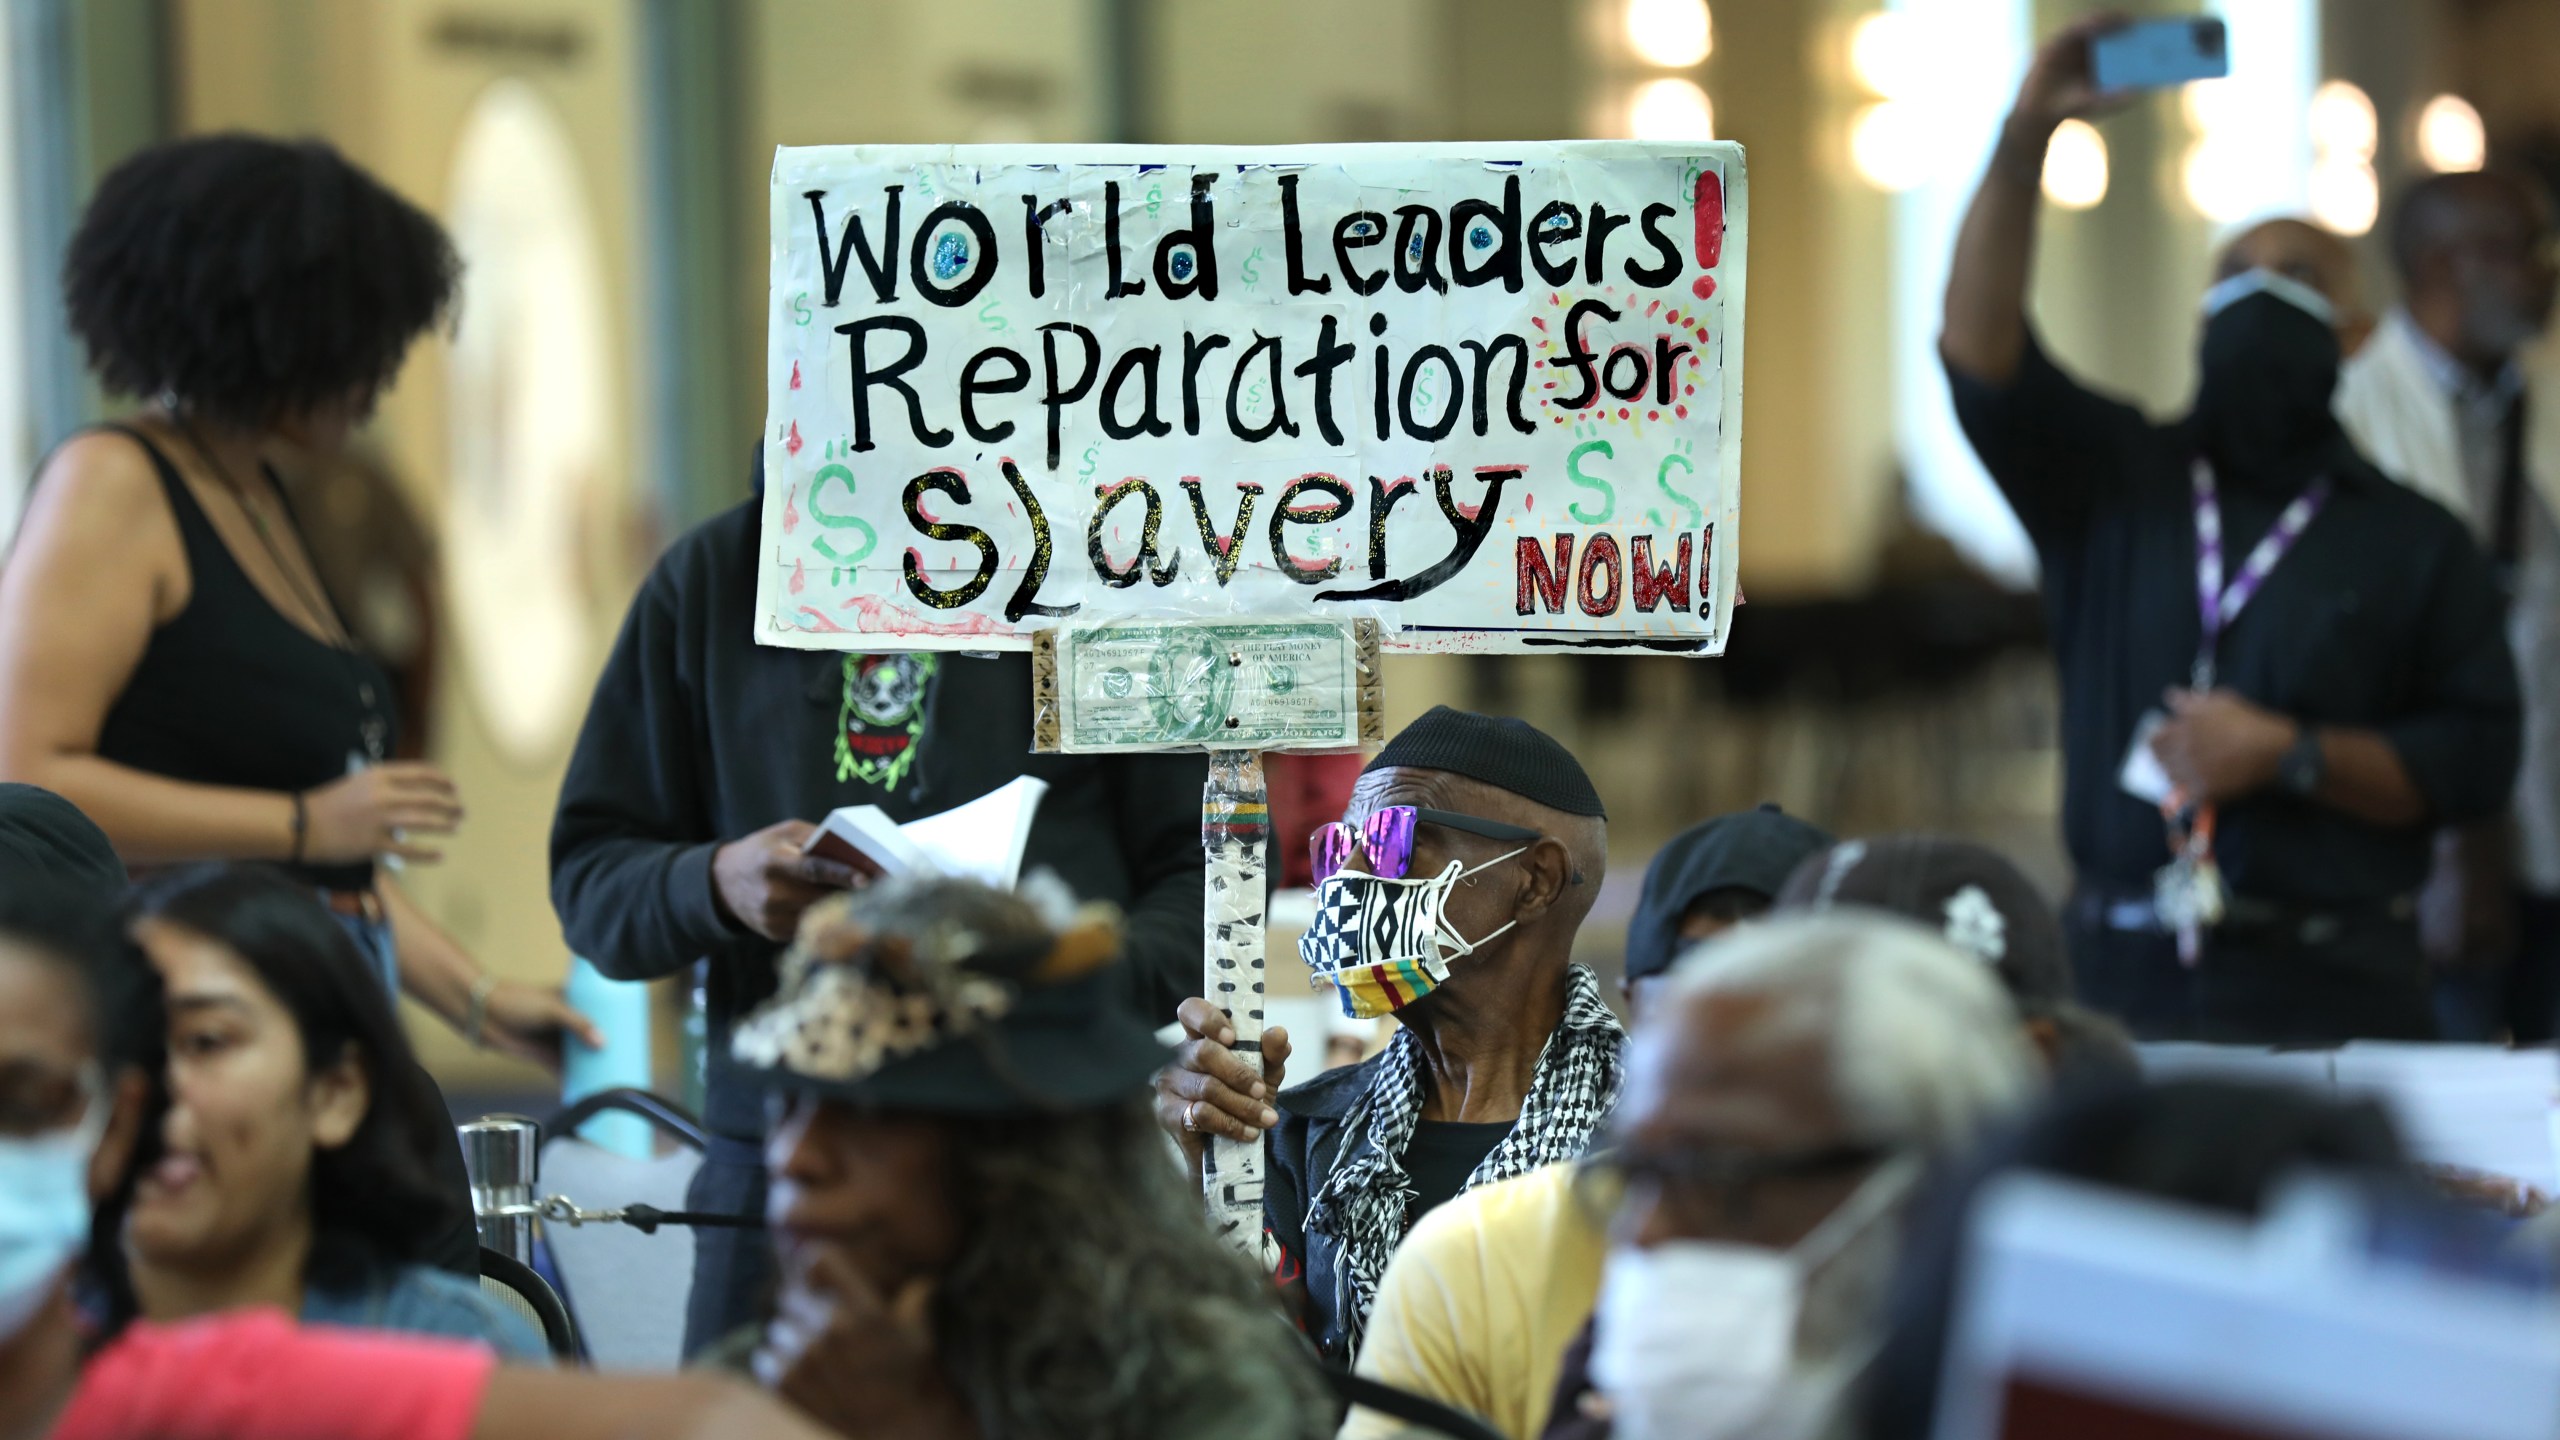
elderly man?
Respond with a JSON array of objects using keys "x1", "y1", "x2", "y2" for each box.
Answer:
[
  {"x1": 1339, "y1": 805, "x2": 1827, "y2": 1439},
  {"x1": 724, "y1": 874, "x2": 1330, "y2": 1440},
  {"x1": 1348, "y1": 854, "x2": 2059, "y2": 1440},
  {"x1": 1563, "y1": 914, "x2": 2038, "y2": 1440},
  {"x1": 2337, "y1": 172, "x2": 2560, "y2": 1040},
  {"x1": 1943, "y1": 17, "x2": 2521, "y2": 1043},
  {"x1": 1158, "y1": 706, "x2": 1622, "y2": 1363}
]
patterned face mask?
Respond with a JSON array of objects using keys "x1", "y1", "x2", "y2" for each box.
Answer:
[{"x1": 1299, "y1": 852, "x2": 1525, "y2": 1018}]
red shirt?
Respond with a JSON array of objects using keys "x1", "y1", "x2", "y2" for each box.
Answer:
[{"x1": 52, "y1": 1309, "x2": 495, "y2": 1440}]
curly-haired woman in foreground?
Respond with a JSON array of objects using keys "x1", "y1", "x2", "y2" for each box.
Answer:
[
  {"x1": 726, "y1": 874, "x2": 1333, "y2": 1440},
  {"x1": 0, "y1": 133, "x2": 591, "y2": 1065}
]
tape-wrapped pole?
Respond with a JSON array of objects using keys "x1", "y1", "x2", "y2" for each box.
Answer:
[{"x1": 1202, "y1": 750, "x2": 1279, "y2": 1267}]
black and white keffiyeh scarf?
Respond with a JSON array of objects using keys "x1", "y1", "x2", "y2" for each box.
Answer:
[{"x1": 1304, "y1": 963, "x2": 1625, "y2": 1358}]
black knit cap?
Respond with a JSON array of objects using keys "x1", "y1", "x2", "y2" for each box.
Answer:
[
  {"x1": 0, "y1": 784, "x2": 126, "y2": 913},
  {"x1": 1364, "y1": 706, "x2": 1607, "y2": 819},
  {"x1": 1625, "y1": 805, "x2": 1834, "y2": 982}
]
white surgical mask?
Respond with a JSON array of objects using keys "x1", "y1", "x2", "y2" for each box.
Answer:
[
  {"x1": 0, "y1": 1071, "x2": 104, "y2": 1341},
  {"x1": 1297, "y1": 852, "x2": 1524, "y2": 1019},
  {"x1": 1591, "y1": 1156, "x2": 1917, "y2": 1440}
]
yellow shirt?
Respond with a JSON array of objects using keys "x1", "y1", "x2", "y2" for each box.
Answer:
[{"x1": 1340, "y1": 1162, "x2": 1609, "y2": 1440}]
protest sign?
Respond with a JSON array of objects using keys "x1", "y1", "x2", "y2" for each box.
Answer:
[{"x1": 757, "y1": 141, "x2": 1747, "y2": 654}]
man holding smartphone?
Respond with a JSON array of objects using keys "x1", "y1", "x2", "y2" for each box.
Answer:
[
  {"x1": 549, "y1": 445, "x2": 1205, "y2": 1356},
  {"x1": 1939, "y1": 18, "x2": 2522, "y2": 1043}
]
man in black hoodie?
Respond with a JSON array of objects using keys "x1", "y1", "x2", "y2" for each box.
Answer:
[{"x1": 550, "y1": 448, "x2": 1205, "y2": 1355}]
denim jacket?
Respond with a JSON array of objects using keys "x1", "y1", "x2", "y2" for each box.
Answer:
[{"x1": 301, "y1": 1262, "x2": 549, "y2": 1364}]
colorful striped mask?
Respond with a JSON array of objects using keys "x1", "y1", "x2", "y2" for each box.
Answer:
[{"x1": 1299, "y1": 853, "x2": 1524, "y2": 1019}]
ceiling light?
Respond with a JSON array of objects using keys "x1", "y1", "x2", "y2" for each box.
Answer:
[
  {"x1": 2415, "y1": 93, "x2": 2486, "y2": 173},
  {"x1": 1625, "y1": 0, "x2": 1712, "y2": 69},
  {"x1": 1628, "y1": 77, "x2": 1715, "y2": 140}
]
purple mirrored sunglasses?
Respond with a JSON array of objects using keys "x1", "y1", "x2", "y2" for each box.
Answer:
[{"x1": 1309, "y1": 805, "x2": 1544, "y2": 884}]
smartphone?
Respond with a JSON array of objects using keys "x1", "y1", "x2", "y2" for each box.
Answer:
[{"x1": 2089, "y1": 16, "x2": 2230, "y2": 93}]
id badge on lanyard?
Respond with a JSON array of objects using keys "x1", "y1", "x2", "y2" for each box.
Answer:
[
  {"x1": 2155, "y1": 807, "x2": 2228, "y2": 965},
  {"x1": 2189, "y1": 460, "x2": 2330, "y2": 691},
  {"x1": 2152, "y1": 460, "x2": 2330, "y2": 961}
]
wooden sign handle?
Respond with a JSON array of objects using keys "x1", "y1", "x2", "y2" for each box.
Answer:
[{"x1": 1201, "y1": 750, "x2": 1278, "y2": 1267}]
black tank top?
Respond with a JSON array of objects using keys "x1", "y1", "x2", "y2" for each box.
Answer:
[{"x1": 91, "y1": 426, "x2": 395, "y2": 891}]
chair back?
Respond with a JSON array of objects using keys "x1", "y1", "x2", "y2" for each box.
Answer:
[
  {"x1": 539, "y1": 1089, "x2": 708, "y2": 1371},
  {"x1": 478, "y1": 1246, "x2": 584, "y2": 1364},
  {"x1": 550, "y1": 1088, "x2": 709, "y2": 1151}
]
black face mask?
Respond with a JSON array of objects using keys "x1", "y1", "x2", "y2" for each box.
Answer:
[{"x1": 2190, "y1": 285, "x2": 2345, "y2": 493}]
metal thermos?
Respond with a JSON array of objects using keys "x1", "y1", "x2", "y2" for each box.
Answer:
[{"x1": 458, "y1": 1115, "x2": 539, "y2": 1262}]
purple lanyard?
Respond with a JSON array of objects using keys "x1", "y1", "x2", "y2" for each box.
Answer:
[{"x1": 2191, "y1": 460, "x2": 2331, "y2": 691}]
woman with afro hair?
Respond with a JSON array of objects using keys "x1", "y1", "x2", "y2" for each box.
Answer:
[{"x1": 0, "y1": 134, "x2": 595, "y2": 1067}]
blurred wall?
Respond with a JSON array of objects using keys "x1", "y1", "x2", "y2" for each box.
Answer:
[
  {"x1": 2451, "y1": 0, "x2": 2560, "y2": 136},
  {"x1": 1717, "y1": 0, "x2": 1898, "y2": 599},
  {"x1": 1151, "y1": 0, "x2": 1443, "y2": 144}
]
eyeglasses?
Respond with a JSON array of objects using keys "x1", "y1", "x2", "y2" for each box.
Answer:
[
  {"x1": 1309, "y1": 805, "x2": 1544, "y2": 884},
  {"x1": 1580, "y1": 1142, "x2": 1889, "y2": 1234}
]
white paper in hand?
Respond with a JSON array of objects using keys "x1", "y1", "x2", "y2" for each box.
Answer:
[
  {"x1": 900, "y1": 776, "x2": 1048, "y2": 886},
  {"x1": 2119, "y1": 709, "x2": 2174, "y2": 806},
  {"x1": 802, "y1": 806, "x2": 923, "y2": 875},
  {"x1": 804, "y1": 776, "x2": 1049, "y2": 888}
]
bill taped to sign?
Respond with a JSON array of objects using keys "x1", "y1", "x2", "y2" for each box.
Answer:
[{"x1": 1032, "y1": 618, "x2": 1383, "y2": 753}]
